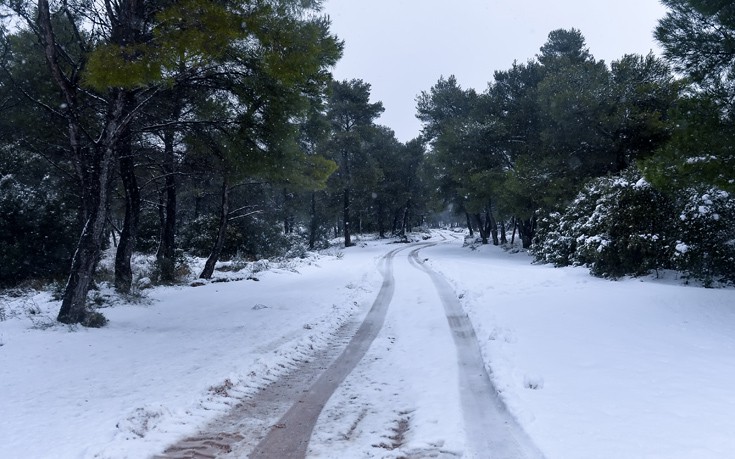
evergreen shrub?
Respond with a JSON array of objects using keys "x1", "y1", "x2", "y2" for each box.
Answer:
[
  {"x1": 532, "y1": 167, "x2": 676, "y2": 278},
  {"x1": 674, "y1": 187, "x2": 735, "y2": 286},
  {"x1": 0, "y1": 174, "x2": 78, "y2": 287}
]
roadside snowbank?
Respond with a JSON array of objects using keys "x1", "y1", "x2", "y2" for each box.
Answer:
[
  {"x1": 427, "y1": 241, "x2": 735, "y2": 459},
  {"x1": 0, "y1": 244, "x2": 384, "y2": 459}
]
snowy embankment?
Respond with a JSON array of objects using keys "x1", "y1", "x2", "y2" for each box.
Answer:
[
  {"x1": 427, "y1": 240, "x2": 735, "y2": 459},
  {"x1": 0, "y1": 245, "x2": 384, "y2": 459}
]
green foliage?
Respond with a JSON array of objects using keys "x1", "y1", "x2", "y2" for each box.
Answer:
[
  {"x1": 328, "y1": 79, "x2": 384, "y2": 134},
  {"x1": 84, "y1": 43, "x2": 163, "y2": 90},
  {"x1": 674, "y1": 187, "x2": 735, "y2": 286},
  {"x1": 532, "y1": 211, "x2": 572, "y2": 267},
  {"x1": 155, "y1": 0, "x2": 241, "y2": 60},
  {"x1": 537, "y1": 28, "x2": 593, "y2": 67},
  {"x1": 85, "y1": 0, "x2": 245, "y2": 90},
  {"x1": 532, "y1": 168, "x2": 676, "y2": 278},
  {"x1": 533, "y1": 166, "x2": 735, "y2": 284},
  {"x1": 179, "y1": 213, "x2": 291, "y2": 260},
  {"x1": 417, "y1": 29, "x2": 677, "y2": 250},
  {"x1": 649, "y1": 2, "x2": 735, "y2": 196},
  {"x1": 0, "y1": 162, "x2": 78, "y2": 286},
  {"x1": 656, "y1": 0, "x2": 735, "y2": 90},
  {"x1": 643, "y1": 94, "x2": 735, "y2": 194}
]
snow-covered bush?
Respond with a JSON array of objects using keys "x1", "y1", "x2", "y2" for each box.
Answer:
[
  {"x1": 532, "y1": 168, "x2": 676, "y2": 278},
  {"x1": 532, "y1": 211, "x2": 575, "y2": 267},
  {"x1": 533, "y1": 166, "x2": 735, "y2": 284},
  {"x1": 674, "y1": 188, "x2": 735, "y2": 286}
]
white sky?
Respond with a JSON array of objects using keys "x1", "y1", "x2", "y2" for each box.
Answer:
[{"x1": 322, "y1": 0, "x2": 669, "y2": 142}]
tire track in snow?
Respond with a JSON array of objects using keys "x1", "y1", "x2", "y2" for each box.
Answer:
[
  {"x1": 408, "y1": 245, "x2": 545, "y2": 459},
  {"x1": 249, "y1": 243, "x2": 428, "y2": 458}
]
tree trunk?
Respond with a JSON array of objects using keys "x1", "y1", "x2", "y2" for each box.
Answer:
[
  {"x1": 200, "y1": 179, "x2": 230, "y2": 279},
  {"x1": 487, "y1": 208, "x2": 499, "y2": 246},
  {"x1": 500, "y1": 220, "x2": 508, "y2": 245},
  {"x1": 377, "y1": 198, "x2": 385, "y2": 238},
  {"x1": 308, "y1": 192, "x2": 318, "y2": 250},
  {"x1": 474, "y1": 213, "x2": 488, "y2": 244},
  {"x1": 283, "y1": 188, "x2": 294, "y2": 234},
  {"x1": 518, "y1": 215, "x2": 536, "y2": 249},
  {"x1": 57, "y1": 92, "x2": 127, "y2": 324},
  {"x1": 199, "y1": 179, "x2": 230, "y2": 279},
  {"x1": 465, "y1": 212, "x2": 474, "y2": 237},
  {"x1": 401, "y1": 198, "x2": 412, "y2": 236},
  {"x1": 58, "y1": 142, "x2": 116, "y2": 323},
  {"x1": 511, "y1": 217, "x2": 517, "y2": 245},
  {"x1": 39, "y1": 0, "x2": 147, "y2": 322},
  {"x1": 343, "y1": 187, "x2": 352, "y2": 247},
  {"x1": 392, "y1": 209, "x2": 400, "y2": 235},
  {"x1": 114, "y1": 135, "x2": 140, "y2": 294},
  {"x1": 157, "y1": 127, "x2": 178, "y2": 283}
]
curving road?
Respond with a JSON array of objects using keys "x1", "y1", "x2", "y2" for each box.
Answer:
[
  {"x1": 158, "y1": 239, "x2": 543, "y2": 458},
  {"x1": 248, "y1": 244, "x2": 412, "y2": 458}
]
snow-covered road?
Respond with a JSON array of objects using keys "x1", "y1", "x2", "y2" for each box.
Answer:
[
  {"x1": 244, "y1": 241, "x2": 544, "y2": 458},
  {"x1": 407, "y1": 245, "x2": 543, "y2": 458},
  {"x1": 160, "y1": 240, "x2": 542, "y2": 458},
  {"x1": 2, "y1": 230, "x2": 735, "y2": 458}
]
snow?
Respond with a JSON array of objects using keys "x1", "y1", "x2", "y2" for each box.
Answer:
[
  {"x1": 427, "y1": 240, "x2": 735, "y2": 459},
  {"x1": 0, "y1": 248, "x2": 383, "y2": 459},
  {"x1": 2, "y1": 231, "x2": 735, "y2": 458}
]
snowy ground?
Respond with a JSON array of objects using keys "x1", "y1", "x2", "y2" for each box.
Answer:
[
  {"x1": 427, "y1": 239, "x2": 735, "y2": 459},
  {"x1": 1, "y1": 231, "x2": 735, "y2": 458}
]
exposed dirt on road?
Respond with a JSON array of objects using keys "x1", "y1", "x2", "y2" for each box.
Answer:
[
  {"x1": 156, "y1": 245, "x2": 413, "y2": 458},
  {"x1": 157, "y1": 241, "x2": 543, "y2": 458}
]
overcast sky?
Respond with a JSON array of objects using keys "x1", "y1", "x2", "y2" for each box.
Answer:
[{"x1": 322, "y1": 0, "x2": 668, "y2": 142}]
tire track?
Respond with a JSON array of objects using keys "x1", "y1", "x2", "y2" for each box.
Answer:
[
  {"x1": 248, "y1": 244, "x2": 428, "y2": 458},
  {"x1": 157, "y1": 245, "x2": 413, "y2": 459},
  {"x1": 408, "y1": 245, "x2": 545, "y2": 459}
]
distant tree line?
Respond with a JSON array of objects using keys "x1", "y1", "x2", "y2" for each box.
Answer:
[
  {"x1": 2, "y1": 0, "x2": 733, "y2": 329},
  {"x1": 0, "y1": 0, "x2": 429, "y2": 325},
  {"x1": 416, "y1": 0, "x2": 734, "y2": 285}
]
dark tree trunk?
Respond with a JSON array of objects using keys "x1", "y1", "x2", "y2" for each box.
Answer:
[
  {"x1": 308, "y1": 192, "x2": 318, "y2": 250},
  {"x1": 200, "y1": 179, "x2": 230, "y2": 279},
  {"x1": 465, "y1": 212, "x2": 474, "y2": 237},
  {"x1": 58, "y1": 95, "x2": 127, "y2": 324},
  {"x1": 58, "y1": 168, "x2": 112, "y2": 323},
  {"x1": 518, "y1": 215, "x2": 536, "y2": 249},
  {"x1": 343, "y1": 187, "x2": 352, "y2": 247},
  {"x1": 58, "y1": 143, "x2": 116, "y2": 323},
  {"x1": 283, "y1": 188, "x2": 294, "y2": 234},
  {"x1": 156, "y1": 127, "x2": 177, "y2": 284},
  {"x1": 377, "y1": 198, "x2": 385, "y2": 238},
  {"x1": 511, "y1": 217, "x2": 517, "y2": 245},
  {"x1": 500, "y1": 220, "x2": 508, "y2": 245},
  {"x1": 114, "y1": 135, "x2": 140, "y2": 293},
  {"x1": 38, "y1": 0, "x2": 148, "y2": 323},
  {"x1": 487, "y1": 208, "x2": 499, "y2": 246},
  {"x1": 401, "y1": 198, "x2": 412, "y2": 236},
  {"x1": 474, "y1": 213, "x2": 488, "y2": 244}
]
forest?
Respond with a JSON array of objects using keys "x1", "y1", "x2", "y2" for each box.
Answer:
[{"x1": 0, "y1": 0, "x2": 733, "y2": 326}]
